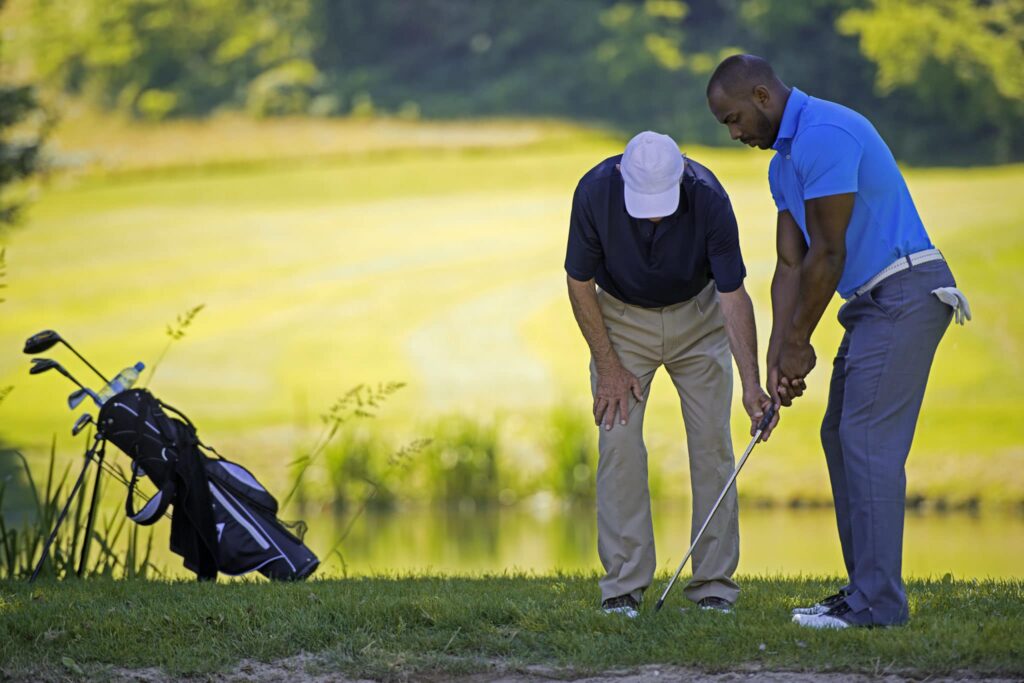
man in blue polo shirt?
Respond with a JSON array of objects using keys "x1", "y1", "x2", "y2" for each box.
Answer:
[
  {"x1": 707, "y1": 54, "x2": 970, "y2": 629},
  {"x1": 565, "y1": 131, "x2": 776, "y2": 617}
]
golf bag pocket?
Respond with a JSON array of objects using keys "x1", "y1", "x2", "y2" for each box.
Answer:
[{"x1": 205, "y1": 459, "x2": 319, "y2": 579}]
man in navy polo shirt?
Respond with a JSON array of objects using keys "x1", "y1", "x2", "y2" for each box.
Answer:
[
  {"x1": 707, "y1": 54, "x2": 969, "y2": 628},
  {"x1": 565, "y1": 131, "x2": 776, "y2": 617}
]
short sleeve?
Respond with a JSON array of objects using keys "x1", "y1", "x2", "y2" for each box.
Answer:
[
  {"x1": 768, "y1": 155, "x2": 787, "y2": 212},
  {"x1": 705, "y1": 191, "x2": 746, "y2": 293},
  {"x1": 794, "y1": 125, "x2": 863, "y2": 200},
  {"x1": 564, "y1": 182, "x2": 603, "y2": 281}
]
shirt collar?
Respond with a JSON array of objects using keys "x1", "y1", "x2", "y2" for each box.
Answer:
[{"x1": 772, "y1": 87, "x2": 808, "y2": 151}]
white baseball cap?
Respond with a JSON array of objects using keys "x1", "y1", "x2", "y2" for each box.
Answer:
[{"x1": 620, "y1": 131, "x2": 685, "y2": 219}]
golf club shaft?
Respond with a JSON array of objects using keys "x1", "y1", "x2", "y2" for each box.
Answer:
[
  {"x1": 77, "y1": 445, "x2": 105, "y2": 577},
  {"x1": 29, "y1": 439, "x2": 101, "y2": 582},
  {"x1": 654, "y1": 405, "x2": 775, "y2": 612},
  {"x1": 39, "y1": 360, "x2": 88, "y2": 392},
  {"x1": 653, "y1": 430, "x2": 759, "y2": 610},
  {"x1": 63, "y1": 341, "x2": 110, "y2": 385}
]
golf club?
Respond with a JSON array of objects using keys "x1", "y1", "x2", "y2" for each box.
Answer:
[
  {"x1": 28, "y1": 431, "x2": 105, "y2": 583},
  {"x1": 28, "y1": 358, "x2": 89, "y2": 392},
  {"x1": 68, "y1": 388, "x2": 102, "y2": 410},
  {"x1": 654, "y1": 404, "x2": 777, "y2": 613},
  {"x1": 24, "y1": 329, "x2": 110, "y2": 385},
  {"x1": 72, "y1": 413, "x2": 94, "y2": 436}
]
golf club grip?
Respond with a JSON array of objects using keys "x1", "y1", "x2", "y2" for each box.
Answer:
[{"x1": 757, "y1": 404, "x2": 777, "y2": 433}]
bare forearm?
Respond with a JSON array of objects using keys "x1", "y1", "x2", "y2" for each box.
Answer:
[
  {"x1": 719, "y1": 286, "x2": 760, "y2": 390},
  {"x1": 790, "y1": 243, "x2": 844, "y2": 341},
  {"x1": 566, "y1": 276, "x2": 620, "y2": 373},
  {"x1": 768, "y1": 265, "x2": 801, "y2": 363},
  {"x1": 789, "y1": 193, "x2": 854, "y2": 343}
]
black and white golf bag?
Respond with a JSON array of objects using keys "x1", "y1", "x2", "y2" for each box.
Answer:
[{"x1": 96, "y1": 389, "x2": 319, "y2": 581}]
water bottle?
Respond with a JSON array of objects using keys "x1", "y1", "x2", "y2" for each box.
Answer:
[{"x1": 97, "y1": 362, "x2": 146, "y2": 404}]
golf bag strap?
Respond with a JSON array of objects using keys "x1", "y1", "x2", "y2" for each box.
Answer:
[
  {"x1": 126, "y1": 464, "x2": 174, "y2": 525},
  {"x1": 157, "y1": 398, "x2": 225, "y2": 459}
]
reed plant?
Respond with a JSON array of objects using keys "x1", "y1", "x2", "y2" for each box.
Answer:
[
  {"x1": 284, "y1": 382, "x2": 406, "y2": 509},
  {"x1": 0, "y1": 440, "x2": 160, "y2": 580},
  {"x1": 0, "y1": 248, "x2": 8, "y2": 406},
  {"x1": 324, "y1": 428, "x2": 396, "y2": 514},
  {"x1": 421, "y1": 416, "x2": 501, "y2": 508},
  {"x1": 143, "y1": 303, "x2": 206, "y2": 388},
  {"x1": 544, "y1": 407, "x2": 597, "y2": 504}
]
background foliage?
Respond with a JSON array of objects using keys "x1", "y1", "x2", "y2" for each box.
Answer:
[{"x1": 6, "y1": 0, "x2": 1023, "y2": 164}]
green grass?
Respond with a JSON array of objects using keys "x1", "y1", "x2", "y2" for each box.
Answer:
[
  {"x1": 1, "y1": 575, "x2": 1021, "y2": 679},
  {"x1": 1, "y1": 115, "x2": 1022, "y2": 508}
]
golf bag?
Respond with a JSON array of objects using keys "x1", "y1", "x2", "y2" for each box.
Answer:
[{"x1": 96, "y1": 388, "x2": 319, "y2": 581}]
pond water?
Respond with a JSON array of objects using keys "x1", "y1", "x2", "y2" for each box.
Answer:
[{"x1": 313, "y1": 502, "x2": 1023, "y2": 580}]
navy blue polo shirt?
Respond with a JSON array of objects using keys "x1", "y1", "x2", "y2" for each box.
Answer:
[{"x1": 565, "y1": 155, "x2": 746, "y2": 308}]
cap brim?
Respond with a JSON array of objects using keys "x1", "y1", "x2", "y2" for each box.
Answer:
[{"x1": 624, "y1": 183, "x2": 679, "y2": 219}]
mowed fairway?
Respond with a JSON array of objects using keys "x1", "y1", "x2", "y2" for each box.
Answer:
[{"x1": 1, "y1": 120, "x2": 1022, "y2": 504}]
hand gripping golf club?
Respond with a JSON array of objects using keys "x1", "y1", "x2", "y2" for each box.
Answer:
[
  {"x1": 654, "y1": 404, "x2": 777, "y2": 613},
  {"x1": 24, "y1": 329, "x2": 110, "y2": 384}
]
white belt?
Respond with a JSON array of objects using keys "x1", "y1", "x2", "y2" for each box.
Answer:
[{"x1": 852, "y1": 248, "x2": 945, "y2": 298}]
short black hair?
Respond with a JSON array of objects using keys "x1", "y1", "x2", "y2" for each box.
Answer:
[{"x1": 706, "y1": 54, "x2": 778, "y2": 97}]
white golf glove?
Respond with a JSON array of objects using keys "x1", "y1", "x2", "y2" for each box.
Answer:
[{"x1": 931, "y1": 286, "x2": 972, "y2": 325}]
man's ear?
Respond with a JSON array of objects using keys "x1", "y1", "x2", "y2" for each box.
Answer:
[{"x1": 753, "y1": 85, "x2": 771, "y2": 109}]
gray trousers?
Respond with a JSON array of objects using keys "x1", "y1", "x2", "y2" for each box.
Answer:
[
  {"x1": 592, "y1": 282, "x2": 739, "y2": 605},
  {"x1": 822, "y1": 260, "x2": 954, "y2": 626}
]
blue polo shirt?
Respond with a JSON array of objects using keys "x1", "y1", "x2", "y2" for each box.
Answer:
[
  {"x1": 565, "y1": 155, "x2": 746, "y2": 308},
  {"x1": 768, "y1": 88, "x2": 933, "y2": 298}
]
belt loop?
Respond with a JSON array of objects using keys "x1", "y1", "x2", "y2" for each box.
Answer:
[{"x1": 905, "y1": 255, "x2": 913, "y2": 270}]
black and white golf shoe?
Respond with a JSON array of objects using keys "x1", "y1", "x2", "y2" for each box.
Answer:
[
  {"x1": 698, "y1": 596, "x2": 734, "y2": 614},
  {"x1": 792, "y1": 601, "x2": 853, "y2": 629},
  {"x1": 602, "y1": 595, "x2": 640, "y2": 619},
  {"x1": 791, "y1": 590, "x2": 849, "y2": 616}
]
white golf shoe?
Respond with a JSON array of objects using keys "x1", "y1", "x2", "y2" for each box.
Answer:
[
  {"x1": 791, "y1": 590, "x2": 850, "y2": 616},
  {"x1": 792, "y1": 602, "x2": 853, "y2": 629},
  {"x1": 601, "y1": 595, "x2": 640, "y2": 618}
]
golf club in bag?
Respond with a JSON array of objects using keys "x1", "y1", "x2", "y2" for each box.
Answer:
[
  {"x1": 654, "y1": 404, "x2": 777, "y2": 612},
  {"x1": 28, "y1": 429, "x2": 108, "y2": 582},
  {"x1": 26, "y1": 330, "x2": 319, "y2": 582}
]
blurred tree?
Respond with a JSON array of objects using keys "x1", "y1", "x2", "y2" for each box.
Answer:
[
  {"x1": 28, "y1": 0, "x2": 319, "y2": 119},
  {"x1": 838, "y1": 0, "x2": 1024, "y2": 162},
  {"x1": 5, "y1": 0, "x2": 1023, "y2": 162},
  {"x1": 0, "y1": 0, "x2": 46, "y2": 227}
]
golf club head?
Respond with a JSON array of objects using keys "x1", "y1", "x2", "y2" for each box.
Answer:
[
  {"x1": 29, "y1": 358, "x2": 59, "y2": 375},
  {"x1": 72, "y1": 413, "x2": 94, "y2": 437},
  {"x1": 24, "y1": 330, "x2": 62, "y2": 355},
  {"x1": 68, "y1": 389, "x2": 88, "y2": 409}
]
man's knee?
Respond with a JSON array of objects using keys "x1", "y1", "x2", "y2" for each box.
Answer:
[
  {"x1": 821, "y1": 416, "x2": 841, "y2": 453},
  {"x1": 598, "y1": 423, "x2": 646, "y2": 459},
  {"x1": 836, "y1": 419, "x2": 863, "y2": 455},
  {"x1": 684, "y1": 421, "x2": 732, "y2": 456}
]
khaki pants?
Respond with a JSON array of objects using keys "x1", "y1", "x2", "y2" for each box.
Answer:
[{"x1": 592, "y1": 281, "x2": 740, "y2": 604}]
